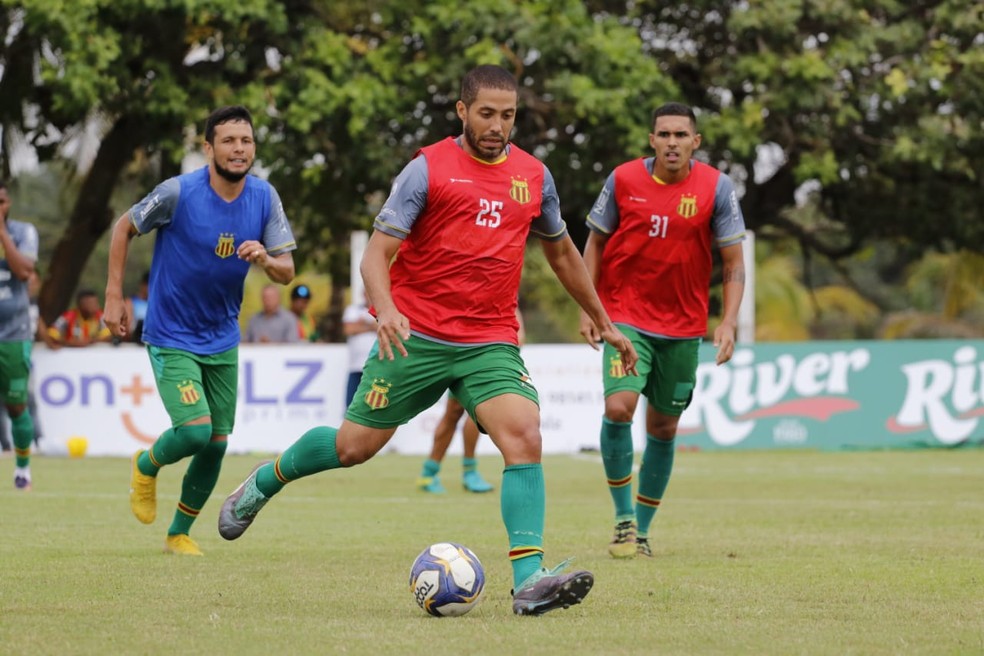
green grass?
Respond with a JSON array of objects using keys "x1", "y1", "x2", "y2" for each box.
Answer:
[{"x1": 1, "y1": 450, "x2": 983, "y2": 655}]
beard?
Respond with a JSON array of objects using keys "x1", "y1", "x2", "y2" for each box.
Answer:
[
  {"x1": 214, "y1": 159, "x2": 252, "y2": 183},
  {"x1": 463, "y1": 123, "x2": 507, "y2": 161}
]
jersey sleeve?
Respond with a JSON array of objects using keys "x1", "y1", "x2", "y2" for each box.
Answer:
[
  {"x1": 372, "y1": 156, "x2": 429, "y2": 239},
  {"x1": 129, "y1": 178, "x2": 181, "y2": 234},
  {"x1": 16, "y1": 222, "x2": 39, "y2": 261},
  {"x1": 712, "y1": 173, "x2": 747, "y2": 247},
  {"x1": 585, "y1": 172, "x2": 619, "y2": 235},
  {"x1": 530, "y1": 165, "x2": 568, "y2": 242},
  {"x1": 263, "y1": 185, "x2": 297, "y2": 256}
]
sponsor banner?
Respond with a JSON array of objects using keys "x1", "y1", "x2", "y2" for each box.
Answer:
[
  {"x1": 30, "y1": 340, "x2": 983, "y2": 456},
  {"x1": 31, "y1": 344, "x2": 627, "y2": 457},
  {"x1": 679, "y1": 340, "x2": 984, "y2": 449}
]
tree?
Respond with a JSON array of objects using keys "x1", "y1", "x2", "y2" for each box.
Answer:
[
  {"x1": 0, "y1": 0, "x2": 295, "y2": 322},
  {"x1": 626, "y1": 0, "x2": 983, "y2": 259}
]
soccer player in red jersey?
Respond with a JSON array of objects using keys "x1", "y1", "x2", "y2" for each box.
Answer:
[
  {"x1": 220, "y1": 65, "x2": 638, "y2": 616},
  {"x1": 580, "y1": 102, "x2": 747, "y2": 559}
]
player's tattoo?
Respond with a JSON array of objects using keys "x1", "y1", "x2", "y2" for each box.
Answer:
[{"x1": 723, "y1": 266, "x2": 745, "y2": 284}]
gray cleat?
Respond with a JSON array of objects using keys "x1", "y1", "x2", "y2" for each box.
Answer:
[
  {"x1": 218, "y1": 461, "x2": 271, "y2": 540},
  {"x1": 512, "y1": 559, "x2": 594, "y2": 616}
]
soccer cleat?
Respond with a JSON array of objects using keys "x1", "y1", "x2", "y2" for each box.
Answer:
[
  {"x1": 13, "y1": 467, "x2": 31, "y2": 491},
  {"x1": 129, "y1": 450, "x2": 157, "y2": 524},
  {"x1": 462, "y1": 470, "x2": 494, "y2": 493},
  {"x1": 218, "y1": 461, "x2": 271, "y2": 540},
  {"x1": 417, "y1": 475, "x2": 446, "y2": 494},
  {"x1": 636, "y1": 537, "x2": 653, "y2": 558},
  {"x1": 164, "y1": 534, "x2": 204, "y2": 556},
  {"x1": 512, "y1": 559, "x2": 594, "y2": 616},
  {"x1": 608, "y1": 519, "x2": 637, "y2": 559}
]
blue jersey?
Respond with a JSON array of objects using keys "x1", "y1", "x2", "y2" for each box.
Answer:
[
  {"x1": 129, "y1": 167, "x2": 296, "y2": 354},
  {"x1": 0, "y1": 219, "x2": 39, "y2": 342}
]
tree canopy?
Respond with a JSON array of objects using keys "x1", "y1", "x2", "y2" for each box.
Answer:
[{"x1": 1, "y1": 0, "x2": 980, "y2": 335}]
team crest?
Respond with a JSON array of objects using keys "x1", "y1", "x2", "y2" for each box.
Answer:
[
  {"x1": 177, "y1": 380, "x2": 201, "y2": 405},
  {"x1": 509, "y1": 177, "x2": 531, "y2": 205},
  {"x1": 364, "y1": 378, "x2": 392, "y2": 410},
  {"x1": 214, "y1": 233, "x2": 236, "y2": 258},
  {"x1": 609, "y1": 356, "x2": 626, "y2": 379},
  {"x1": 677, "y1": 193, "x2": 698, "y2": 219}
]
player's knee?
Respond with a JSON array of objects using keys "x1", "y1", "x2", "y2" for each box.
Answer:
[
  {"x1": 203, "y1": 438, "x2": 228, "y2": 459},
  {"x1": 646, "y1": 415, "x2": 680, "y2": 439},
  {"x1": 335, "y1": 439, "x2": 374, "y2": 467},
  {"x1": 176, "y1": 422, "x2": 213, "y2": 453},
  {"x1": 604, "y1": 405, "x2": 635, "y2": 423},
  {"x1": 5, "y1": 404, "x2": 26, "y2": 418}
]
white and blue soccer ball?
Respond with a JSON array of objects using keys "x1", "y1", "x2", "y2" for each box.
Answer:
[{"x1": 409, "y1": 542, "x2": 486, "y2": 617}]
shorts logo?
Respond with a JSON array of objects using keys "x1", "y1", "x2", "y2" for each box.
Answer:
[
  {"x1": 215, "y1": 233, "x2": 235, "y2": 258},
  {"x1": 177, "y1": 380, "x2": 201, "y2": 405},
  {"x1": 609, "y1": 356, "x2": 626, "y2": 379},
  {"x1": 677, "y1": 193, "x2": 698, "y2": 219},
  {"x1": 509, "y1": 177, "x2": 531, "y2": 204},
  {"x1": 364, "y1": 378, "x2": 392, "y2": 410}
]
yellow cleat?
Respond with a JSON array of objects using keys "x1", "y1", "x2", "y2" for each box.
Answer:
[
  {"x1": 608, "y1": 520, "x2": 637, "y2": 559},
  {"x1": 164, "y1": 534, "x2": 203, "y2": 556},
  {"x1": 129, "y1": 450, "x2": 157, "y2": 524}
]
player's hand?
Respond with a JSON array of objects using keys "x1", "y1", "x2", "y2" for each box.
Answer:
[
  {"x1": 104, "y1": 296, "x2": 128, "y2": 338},
  {"x1": 237, "y1": 240, "x2": 268, "y2": 267},
  {"x1": 713, "y1": 321, "x2": 737, "y2": 365},
  {"x1": 599, "y1": 325, "x2": 638, "y2": 376},
  {"x1": 579, "y1": 310, "x2": 602, "y2": 350},
  {"x1": 375, "y1": 307, "x2": 410, "y2": 360}
]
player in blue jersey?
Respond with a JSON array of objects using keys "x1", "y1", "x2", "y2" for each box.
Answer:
[
  {"x1": 104, "y1": 106, "x2": 298, "y2": 556},
  {"x1": 0, "y1": 180, "x2": 40, "y2": 490}
]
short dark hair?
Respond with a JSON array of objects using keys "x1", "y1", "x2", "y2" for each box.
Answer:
[
  {"x1": 205, "y1": 106, "x2": 254, "y2": 144},
  {"x1": 76, "y1": 288, "x2": 98, "y2": 305},
  {"x1": 652, "y1": 102, "x2": 698, "y2": 132},
  {"x1": 460, "y1": 65, "x2": 518, "y2": 107}
]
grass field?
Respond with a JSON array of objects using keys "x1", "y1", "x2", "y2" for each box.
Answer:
[{"x1": 1, "y1": 449, "x2": 982, "y2": 655}]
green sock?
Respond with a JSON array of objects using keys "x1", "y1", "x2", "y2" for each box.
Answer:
[
  {"x1": 255, "y1": 426, "x2": 341, "y2": 497},
  {"x1": 501, "y1": 463, "x2": 545, "y2": 589},
  {"x1": 138, "y1": 424, "x2": 213, "y2": 476},
  {"x1": 421, "y1": 458, "x2": 440, "y2": 478},
  {"x1": 169, "y1": 440, "x2": 228, "y2": 536},
  {"x1": 601, "y1": 417, "x2": 635, "y2": 521},
  {"x1": 635, "y1": 435, "x2": 675, "y2": 537},
  {"x1": 462, "y1": 457, "x2": 478, "y2": 473},
  {"x1": 11, "y1": 411, "x2": 34, "y2": 468}
]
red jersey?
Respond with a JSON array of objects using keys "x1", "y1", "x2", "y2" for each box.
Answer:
[
  {"x1": 387, "y1": 138, "x2": 545, "y2": 344},
  {"x1": 596, "y1": 159, "x2": 723, "y2": 338}
]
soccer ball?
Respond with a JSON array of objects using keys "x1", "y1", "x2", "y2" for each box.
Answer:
[{"x1": 409, "y1": 542, "x2": 486, "y2": 617}]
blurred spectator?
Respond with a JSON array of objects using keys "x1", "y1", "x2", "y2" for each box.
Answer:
[
  {"x1": 47, "y1": 289, "x2": 112, "y2": 347},
  {"x1": 289, "y1": 283, "x2": 321, "y2": 342},
  {"x1": 245, "y1": 284, "x2": 300, "y2": 343},
  {"x1": 342, "y1": 290, "x2": 376, "y2": 407},
  {"x1": 124, "y1": 270, "x2": 150, "y2": 343}
]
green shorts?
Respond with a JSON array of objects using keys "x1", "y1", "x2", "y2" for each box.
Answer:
[
  {"x1": 0, "y1": 340, "x2": 32, "y2": 405},
  {"x1": 602, "y1": 325, "x2": 699, "y2": 416},
  {"x1": 147, "y1": 345, "x2": 238, "y2": 434},
  {"x1": 345, "y1": 335, "x2": 538, "y2": 429}
]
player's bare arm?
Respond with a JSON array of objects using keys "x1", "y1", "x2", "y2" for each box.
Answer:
[
  {"x1": 0, "y1": 220, "x2": 35, "y2": 281},
  {"x1": 713, "y1": 242, "x2": 745, "y2": 365},
  {"x1": 360, "y1": 230, "x2": 410, "y2": 360},
  {"x1": 578, "y1": 231, "x2": 609, "y2": 345},
  {"x1": 104, "y1": 212, "x2": 138, "y2": 338},
  {"x1": 541, "y1": 235, "x2": 639, "y2": 375},
  {"x1": 237, "y1": 241, "x2": 295, "y2": 285}
]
